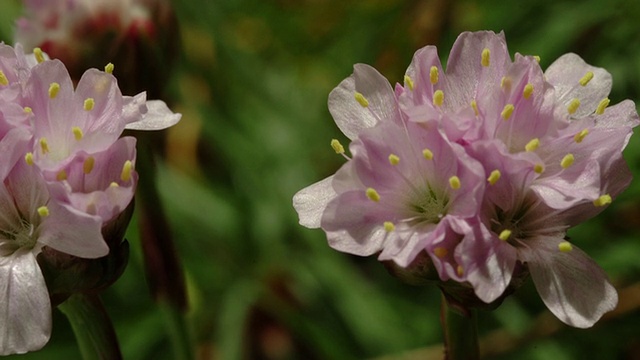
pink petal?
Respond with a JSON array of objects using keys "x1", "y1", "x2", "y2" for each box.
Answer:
[{"x1": 292, "y1": 176, "x2": 337, "y2": 229}]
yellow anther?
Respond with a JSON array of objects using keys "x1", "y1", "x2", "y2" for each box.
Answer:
[
  {"x1": 487, "y1": 170, "x2": 501, "y2": 185},
  {"x1": 498, "y1": 229, "x2": 512, "y2": 241},
  {"x1": 456, "y1": 265, "x2": 464, "y2": 276},
  {"x1": 23, "y1": 106, "x2": 32, "y2": 114},
  {"x1": 121, "y1": 160, "x2": 133, "y2": 182},
  {"x1": 470, "y1": 100, "x2": 478, "y2": 116},
  {"x1": 0, "y1": 70, "x2": 8, "y2": 86},
  {"x1": 388, "y1": 154, "x2": 400, "y2": 165},
  {"x1": 384, "y1": 221, "x2": 395, "y2": 232},
  {"x1": 574, "y1": 129, "x2": 589, "y2": 143},
  {"x1": 105, "y1": 63, "x2": 114, "y2": 74},
  {"x1": 449, "y1": 176, "x2": 461, "y2": 190},
  {"x1": 533, "y1": 55, "x2": 541, "y2": 63},
  {"x1": 34, "y1": 48, "x2": 45, "y2": 63},
  {"x1": 422, "y1": 148, "x2": 434, "y2": 160},
  {"x1": 500, "y1": 76, "x2": 511, "y2": 90},
  {"x1": 433, "y1": 247, "x2": 448, "y2": 258},
  {"x1": 481, "y1": 48, "x2": 491, "y2": 67},
  {"x1": 429, "y1": 66, "x2": 439, "y2": 84},
  {"x1": 523, "y1": 83, "x2": 534, "y2": 99},
  {"x1": 558, "y1": 241, "x2": 573, "y2": 252},
  {"x1": 579, "y1": 71, "x2": 594, "y2": 86},
  {"x1": 501, "y1": 104, "x2": 515, "y2": 120},
  {"x1": 37, "y1": 206, "x2": 49, "y2": 217},
  {"x1": 366, "y1": 187, "x2": 380, "y2": 202},
  {"x1": 83, "y1": 98, "x2": 95, "y2": 111},
  {"x1": 433, "y1": 90, "x2": 444, "y2": 107},
  {"x1": 567, "y1": 98, "x2": 580, "y2": 115},
  {"x1": 330, "y1": 139, "x2": 345, "y2": 154},
  {"x1": 534, "y1": 163, "x2": 544, "y2": 174},
  {"x1": 404, "y1": 75, "x2": 414, "y2": 91},
  {"x1": 596, "y1": 98, "x2": 610, "y2": 115},
  {"x1": 48, "y1": 82, "x2": 60, "y2": 99},
  {"x1": 109, "y1": 182, "x2": 119, "y2": 188},
  {"x1": 25, "y1": 152, "x2": 34, "y2": 166},
  {"x1": 83, "y1": 156, "x2": 95, "y2": 174},
  {"x1": 72, "y1": 126, "x2": 84, "y2": 141},
  {"x1": 593, "y1": 194, "x2": 612, "y2": 207},
  {"x1": 56, "y1": 170, "x2": 67, "y2": 181},
  {"x1": 560, "y1": 153, "x2": 575, "y2": 169},
  {"x1": 39, "y1": 137, "x2": 49, "y2": 154},
  {"x1": 354, "y1": 92, "x2": 369, "y2": 107},
  {"x1": 525, "y1": 138, "x2": 540, "y2": 152}
]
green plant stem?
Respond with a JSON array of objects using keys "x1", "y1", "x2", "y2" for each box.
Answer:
[
  {"x1": 441, "y1": 294, "x2": 479, "y2": 360},
  {"x1": 58, "y1": 293, "x2": 122, "y2": 360},
  {"x1": 158, "y1": 299, "x2": 194, "y2": 360}
]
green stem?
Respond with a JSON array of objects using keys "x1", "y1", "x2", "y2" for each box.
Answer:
[
  {"x1": 158, "y1": 300, "x2": 194, "y2": 360},
  {"x1": 441, "y1": 294, "x2": 479, "y2": 360},
  {"x1": 58, "y1": 293, "x2": 122, "y2": 360}
]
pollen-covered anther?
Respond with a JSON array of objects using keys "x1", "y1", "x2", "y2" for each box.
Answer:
[
  {"x1": 25, "y1": 152, "x2": 34, "y2": 166},
  {"x1": 366, "y1": 187, "x2": 380, "y2": 202},
  {"x1": 429, "y1": 66, "x2": 439, "y2": 84},
  {"x1": 0, "y1": 70, "x2": 8, "y2": 86},
  {"x1": 48, "y1": 82, "x2": 60, "y2": 99},
  {"x1": 534, "y1": 163, "x2": 544, "y2": 174},
  {"x1": 567, "y1": 98, "x2": 580, "y2": 115},
  {"x1": 120, "y1": 160, "x2": 133, "y2": 182},
  {"x1": 433, "y1": 90, "x2": 444, "y2": 107},
  {"x1": 574, "y1": 129, "x2": 589, "y2": 143},
  {"x1": 56, "y1": 170, "x2": 67, "y2": 181},
  {"x1": 500, "y1": 76, "x2": 512, "y2": 90},
  {"x1": 388, "y1": 154, "x2": 400, "y2": 165},
  {"x1": 501, "y1": 104, "x2": 514, "y2": 120},
  {"x1": 470, "y1": 100, "x2": 478, "y2": 116},
  {"x1": 593, "y1": 194, "x2": 612, "y2": 207},
  {"x1": 109, "y1": 182, "x2": 119, "y2": 188},
  {"x1": 560, "y1": 154, "x2": 575, "y2": 169},
  {"x1": 487, "y1": 170, "x2": 501, "y2": 185},
  {"x1": 37, "y1": 206, "x2": 49, "y2": 217},
  {"x1": 39, "y1": 138, "x2": 50, "y2": 154},
  {"x1": 523, "y1": 83, "x2": 534, "y2": 99},
  {"x1": 354, "y1": 92, "x2": 369, "y2": 107},
  {"x1": 433, "y1": 247, "x2": 448, "y2": 258},
  {"x1": 449, "y1": 176, "x2": 461, "y2": 190},
  {"x1": 596, "y1": 98, "x2": 610, "y2": 115},
  {"x1": 579, "y1": 71, "x2": 594, "y2": 86},
  {"x1": 23, "y1": 106, "x2": 32, "y2": 114},
  {"x1": 422, "y1": 148, "x2": 434, "y2": 160},
  {"x1": 456, "y1": 265, "x2": 464, "y2": 276},
  {"x1": 498, "y1": 229, "x2": 512, "y2": 241},
  {"x1": 83, "y1": 98, "x2": 95, "y2": 111},
  {"x1": 525, "y1": 138, "x2": 540, "y2": 152},
  {"x1": 330, "y1": 139, "x2": 344, "y2": 154},
  {"x1": 383, "y1": 221, "x2": 395, "y2": 232},
  {"x1": 105, "y1": 63, "x2": 114, "y2": 74},
  {"x1": 34, "y1": 48, "x2": 45, "y2": 63},
  {"x1": 481, "y1": 48, "x2": 490, "y2": 67},
  {"x1": 83, "y1": 156, "x2": 95, "y2": 174},
  {"x1": 558, "y1": 241, "x2": 573, "y2": 253},
  {"x1": 72, "y1": 126, "x2": 84, "y2": 141},
  {"x1": 404, "y1": 75, "x2": 414, "y2": 91},
  {"x1": 533, "y1": 55, "x2": 541, "y2": 63}
]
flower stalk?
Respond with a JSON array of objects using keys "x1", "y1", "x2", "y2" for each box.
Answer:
[{"x1": 441, "y1": 294, "x2": 479, "y2": 360}]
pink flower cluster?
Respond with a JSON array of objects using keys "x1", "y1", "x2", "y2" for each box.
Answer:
[
  {"x1": 0, "y1": 43, "x2": 180, "y2": 355},
  {"x1": 294, "y1": 31, "x2": 638, "y2": 328}
]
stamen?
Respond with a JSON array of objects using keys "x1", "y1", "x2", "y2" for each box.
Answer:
[
  {"x1": 422, "y1": 148, "x2": 434, "y2": 160},
  {"x1": 433, "y1": 247, "x2": 448, "y2": 258},
  {"x1": 525, "y1": 138, "x2": 540, "y2": 152},
  {"x1": 48, "y1": 82, "x2": 60, "y2": 98},
  {"x1": 330, "y1": 139, "x2": 345, "y2": 154},
  {"x1": 523, "y1": 83, "x2": 534, "y2": 99},
  {"x1": 498, "y1": 229, "x2": 511, "y2": 241},
  {"x1": 83, "y1": 156, "x2": 95, "y2": 174},
  {"x1": 567, "y1": 98, "x2": 580, "y2": 115},
  {"x1": 456, "y1": 265, "x2": 464, "y2": 276},
  {"x1": 534, "y1": 163, "x2": 544, "y2": 174},
  {"x1": 388, "y1": 154, "x2": 400, "y2": 165},
  {"x1": 470, "y1": 100, "x2": 478, "y2": 116},
  {"x1": 481, "y1": 48, "x2": 490, "y2": 67},
  {"x1": 429, "y1": 66, "x2": 439, "y2": 84},
  {"x1": 110, "y1": 182, "x2": 119, "y2": 188},
  {"x1": 384, "y1": 221, "x2": 395, "y2": 232},
  {"x1": 560, "y1": 154, "x2": 575, "y2": 169},
  {"x1": 84, "y1": 98, "x2": 95, "y2": 111},
  {"x1": 23, "y1": 106, "x2": 32, "y2": 114},
  {"x1": 501, "y1": 104, "x2": 515, "y2": 120},
  {"x1": 24, "y1": 153, "x2": 35, "y2": 166},
  {"x1": 121, "y1": 160, "x2": 133, "y2": 181},
  {"x1": 34, "y1": 48, "x2": 45, "y2": 63},
  {"x1": 487, "y1": 170, "x2": 501, "y2": 185},
  {"x1": 449, "y1": 176, "x2": 461, "y2": 190},
  {"x1": 72, "y1": 126, "x2": 84, "y2": 140},
  {"x1": 500, "y1": 76, "x2": 511, "y2": 90},
  {"x1": 596, "y1": 98, "x2": 610, "y2": 115},
  {"x1": 366, "y1": 188, "x2": 380, "y2": 202},
  {"x1": 0, "y1": 70, "x2": 8, "y2": 86},
  {"x1": 56, "y1": 170, "x2": 67, "y2": 181},
  {"x1": 558, "y1": 241, "x2": 573, "y2": 252},
  {"x1": 533, "y1": 55, "x2": 541, "y2": 63},
  {"x1": 574, "y1": 129, "x2": 589, "y2": 143},
  {"x1": 37, "y1": 206, "x2": 49, "y2": 217},
  {"x1": 579, "y1": 71, "x2": 594, "y2": 86},
  {"x1": 39, "y1": 138, "x2": 50, "y2": 154},
  {"x1": 404, "y1": 75, "x2": 414, "y2": 91},
  {"x1": 354, "y1": 92, "x2": 369, "y2": 107},
  {"x1": 593, "y1": 194, "x2": 612, "y2": 207},
  {"x1": 433, "y1": 90, "x2": 444, "y2": 107},
  {"x1": 105, "y1": 63, "x2": 114, "y2": 74}
]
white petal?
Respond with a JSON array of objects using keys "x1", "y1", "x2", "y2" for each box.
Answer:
[
  {"x1": 292, "y1": 176, "x2": 336, "y2": 229},
  {"x1": 125, "y1": 100, "x2": 182, "y2": 130}
]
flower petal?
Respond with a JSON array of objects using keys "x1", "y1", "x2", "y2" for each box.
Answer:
[
  {"x1": 292, "y1": 176, "x2": 337, "y2": 229},
  {"x1": 125, "y1": 100, "x2": 182, "y2": 130}
]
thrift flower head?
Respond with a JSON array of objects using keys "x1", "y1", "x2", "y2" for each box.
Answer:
[{"x1": 293, "y1": 31, "x2": 638, "y2": 328}]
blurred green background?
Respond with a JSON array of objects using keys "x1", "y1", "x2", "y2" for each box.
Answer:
[{"x1": 2, "y1": 0, "x2": 640, "y2": 359}]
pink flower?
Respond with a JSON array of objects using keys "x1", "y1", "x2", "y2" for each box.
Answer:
[{"x1": 293, "y1": 31, "x2": 638, "y2": 328}]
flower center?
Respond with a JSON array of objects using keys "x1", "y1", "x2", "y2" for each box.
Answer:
[
  {"x1": 407, "y1": 184, "x2": 449, "y2": 225},
  {"x1": 0, "y1": 218, "x2": 37, "y2": 252}
]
